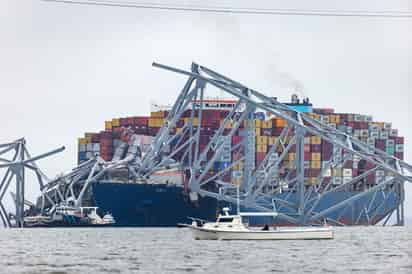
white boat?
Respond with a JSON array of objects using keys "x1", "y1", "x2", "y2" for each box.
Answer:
[{"x1": 183, "y1": 208, "x2": 334, "y2": 240}]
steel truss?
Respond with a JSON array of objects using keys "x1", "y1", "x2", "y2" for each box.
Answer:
[
  {"x1": 0, "y1": 139, "x2": 64, "y2": 227},
  {"x1": 137, "y1": 62, "x2": 412, "y2": 226},
  {"x1": 3, "y1": 62, "x2": 410, "y2": 227}
]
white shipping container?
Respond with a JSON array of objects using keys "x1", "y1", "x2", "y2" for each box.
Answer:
[
  {"x1": 333, "y1": 177, "x2": 343, "y2": 185},
  {"x1": 354, "y1": 129, "x2": 361, "y2": 137},
  {"x1": 386, "y1": 139, "x2": 395, "y2": 147},
  {"x1": 367, "y1": 138, "x2": 375, "y2": 146},
  {"x1": 78, "y1": 144, "x2": 86, "y2": 152},
  {"x1": 346, "y1": 127, "x2": 353, "y2": 134},
  {"x1": 86, "y1": 152, "x2": 93, "y2": 159},
  {"x1": 321, "y1": 116, "x2": 330, "y2": 123},
  {"x1": 370, "y1": 131, "x2": 379, "y2": 138},
  {"x1": 354, "y1": 114, "x2": 362, "y2": 122},
  {"x1": 86, "y1": 143, "x2": 93, "y2": 151},
  {"x1": 232, "y1": 171, "x2": 243, "y2": 178},
  {"x1": 376, "y1": 170, "x2": 385, "y2": 177},
  {"x1": 369, "y1": 124, "x2": 378, "y2": 131},
  {"x1": 390, "y1": 129, "x2": 398, "y2": 137},
  {"x1": 380, "y1": 131, "x2": 389, "y2": 139},
  {"x1": 361, "y1": 129, "x2": 369, "y2": 137},
  {"x1": 92, "y1": 143, "x2": 100, "y2": 152},
  {"x1": 328, "y1": 123, "x2": 336, "y2": 129},
  {"x1": 395, "y1": 144, "x2": 404, "y2": 152},
  {"x1": 343, "y1": 168, "x2": 352, "y2": 177},
  {"x1": 384, "y1": 122, "x2": 392, "y2": 130},
  {"x1": 365, "y1": 115, "x2": 373, "y2": 122},
  {"x1": 324, "y1": 168, "x2": 332, "y2": 177},
  {"x1": 343, "y1": 177, "x2": 352, "y2": 184}
]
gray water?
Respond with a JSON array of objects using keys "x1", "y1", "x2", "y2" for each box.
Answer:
[{"x1": 0, "y1": 227, "x2": 411, "y2": 274}]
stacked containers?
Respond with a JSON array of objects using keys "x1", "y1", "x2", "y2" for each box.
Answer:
[{"x1": 77, "y1": 102, "x2": 405, "y2": 191}]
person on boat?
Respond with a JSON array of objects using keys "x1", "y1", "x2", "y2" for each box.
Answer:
[{"x1": 262, "y1": 224, "x2": 269, "y2": 231}]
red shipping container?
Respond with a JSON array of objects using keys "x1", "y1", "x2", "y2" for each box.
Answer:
[
  {"x1": 311, "y1": 144, "x2": 321, "y2": 152},
  {"x1": 255, "y1": 152, "x2": 266, "y2": 166},
  {"x1": 375, "y1": 139, "x2": 386, "y2": 150},
  {"x1": 395, "y1": 152, "x2": 404, "y2": 160},
  {"x1": 119, "y1": 118, "x2": 128, "y2": 127},
  {"x1": 148, "y1": 127, "x2": 160, "y2": 136},
  {"x1": 343, "y1": 161, "x2": 353, "y2": 169},
  {"x1": 91, "y1": 133, "x2": 100, "y2": 143},
  {"x1": 304, "y1": 144, "x2": 310, "y2": 153},
  {"x1": 133, "y1": 117, "x2": 149, "y2": 126},
  {"x1": 366, "y1": 174, "x2": 375, "y2": 184},
  {"x1": 100, "y1": 130, "x2": 112, "y2": 138},
  {"x1": 395, "y1": 137, "x2": 404, "y2": 144},
  {"x1": 232, "y1": 136, "x2": 242, "y2": 145},
  {"x1": 304, "y1": 152, "x2": 311, "y2": 161},
  {"x1": 310, "y1": 169, "x2": 321, "y2": 177},
  {"x1": 352, "y1": 169, "x2": 359, "y2": 177},
  {"x1": 272, "y1": 127, "x2": 283, "y2": 136}
]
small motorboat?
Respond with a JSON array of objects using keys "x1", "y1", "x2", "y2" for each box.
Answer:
[{"x1": 182, "y1": 208, "x2": 334, "y2": 240}]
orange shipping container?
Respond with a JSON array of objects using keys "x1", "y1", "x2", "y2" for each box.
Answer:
[{"x1": 275, "y1": 118, "x2": 287, "y2": 127}]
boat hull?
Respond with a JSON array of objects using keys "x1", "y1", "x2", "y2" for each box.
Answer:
[
  {"x1": 91, "y1": 182, "x2": 399, "y2": 226},
  {"x1": 188, "y1": 226, "x2": 334, "y2": 240}
]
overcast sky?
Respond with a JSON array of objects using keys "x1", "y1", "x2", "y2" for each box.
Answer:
[{"x1": 1, "y1": 0, "x2": 411, "y2": 223}]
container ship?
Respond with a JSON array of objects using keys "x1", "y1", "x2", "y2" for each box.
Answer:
[{"x1": 69, "y1": 95, "x2": 404, "y2": 227}]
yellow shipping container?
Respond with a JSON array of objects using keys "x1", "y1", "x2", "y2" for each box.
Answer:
[
  {"x1": 311, "y1": 161, "x2": 321, "y2": 169},
  {"x1": 311, "y1": 153, "x2": 321, "y2": 161},
  {"x1": 176, "y1": 128, "x2": 183, "y2": 134},
  {"x1": 150, "y1": 111, "x2": 165, "y2": 118},
  {"x1": 220, "y1": 120, "x2": 232, "y2": 129},
  {"x1": 257, "y1": 136, "x2": 268, "y2": 145},
  {"x1": 334, "y1": 115, "x2": 341, "y2": 124},
  {"x1": 255, "y1": 128, "x2": 260, "y2": 136},
  {"x1": 262, "y1": 120, "x2": 272, "y2": 129},
  {"x1": 232, "y1": 178, "x2": 242, "y2": 186},
  {"x1": 268, "y1": 137, "x2": 277, "y2": 145},
  {"x1": 105, "y1": 121, "x2": 112, "y2": 130},
  {"x1": 255, "y1": 119, "x2": 262, "y2": 128},
  {"x1": 112, "y1": 118, "x2": 120, "y2": 127},
  {"x1": 311, "y1": 136, "x2": 321, "y2": 145},
  {"x1": 148, "y1": 118, "x2": 164, "y2": 127},
  {"x1": 78, "y1": 138, "x2": 87, "y2": 145},
  {"x1": 184, "y1": 117, "x2": 199, "y2": 126},
  {"x1": 233, "y1": 162, "x2": 244, "y2": 170},
  {"x1": 310, "y1": 178, "x2": 318, "y2": 185},
  {"x1": 333, "y1": 168, "x2": 342, "y2": 177},
  {"x1": 256, "y1": 144, "x2": 267, "y2": 153},
  {"x1": 84, "y1": 133, "x2": 94, "y2": 138},
  {"x1": 288, "y1": 153, "x2": 296, "y2": 161}
]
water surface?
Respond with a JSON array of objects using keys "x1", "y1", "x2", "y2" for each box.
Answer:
[{"x1": 0, "y1": 227, "x2": 411, "y2": 273}]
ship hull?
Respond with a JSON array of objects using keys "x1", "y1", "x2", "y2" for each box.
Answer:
[{"x1": 92, "y1": 182, "x2": 399, "y2": 227}]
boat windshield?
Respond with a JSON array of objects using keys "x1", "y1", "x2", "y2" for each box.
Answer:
[{"x1": 218, "y1": 217, "x2": 234, "y2": 223}]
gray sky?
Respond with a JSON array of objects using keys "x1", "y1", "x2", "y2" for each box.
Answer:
[{"x1": 1, "y1": 0, "x2": 411, "y2": 223}]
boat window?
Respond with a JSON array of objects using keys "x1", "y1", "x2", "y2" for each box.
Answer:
[{"x1": 218, "y1": 218, "x2": 233, "y2": 223}]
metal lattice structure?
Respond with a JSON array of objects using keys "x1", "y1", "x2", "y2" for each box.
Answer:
[
  {"x1": 3, "y1": 63, "x2": 411, "y2": 227},
  {"x1": 136, "y1": 62, "x2": 412, "y2": 226},
  {"x1": 0, "y1": 139, "x2": 64, "y2": 227}
]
